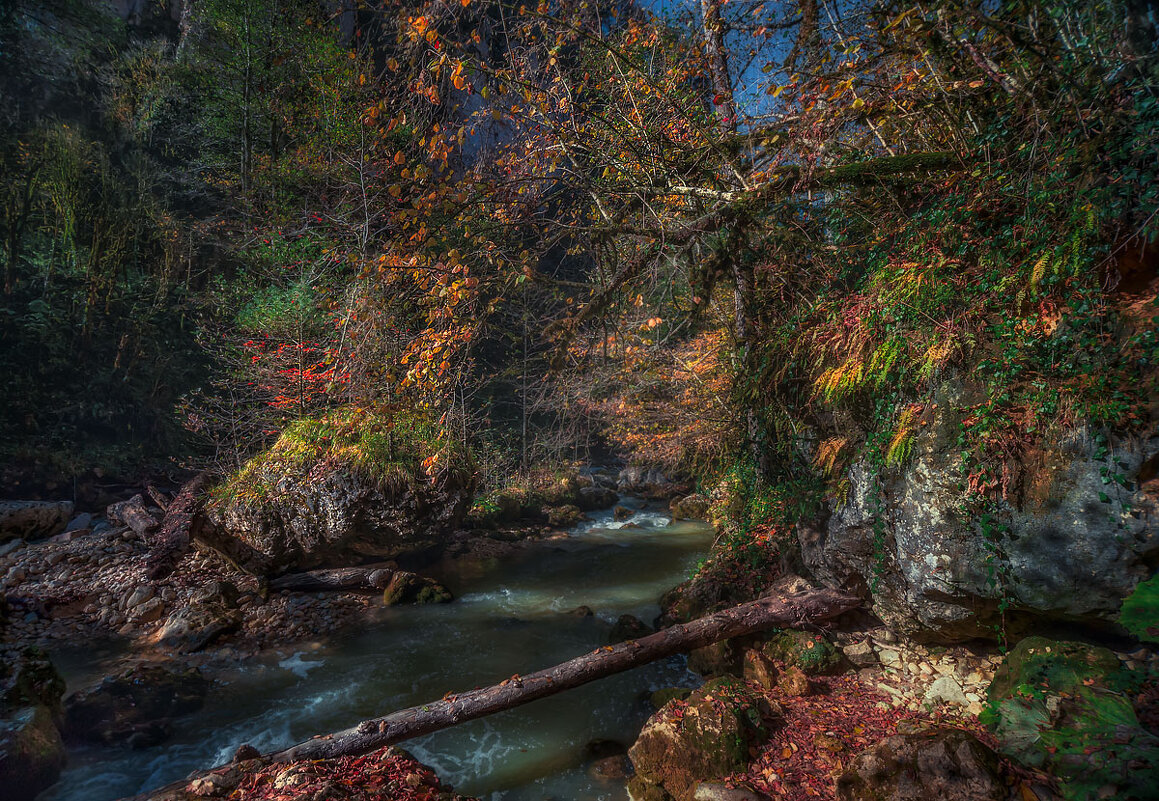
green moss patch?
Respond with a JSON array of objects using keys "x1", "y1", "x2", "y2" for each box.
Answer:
[{"x1": 1119, "y1": 574, "x2": 1159, "y2": 645}]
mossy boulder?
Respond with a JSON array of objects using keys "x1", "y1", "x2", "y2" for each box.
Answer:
[
  {"x1": 650, "y1": 687, "x2": 693, "y2": 710},
  {"x1": 836, "y1": 727, "x2": 1004, "y2": 801},
  {"x1": 543, "y1": 504, "x2": 585, "y2": 528},
  {"x1": 628, "y1": 676, "x2": 779, "y2": 801},
  {"x1": 984, "y1": 636, "x2": 1159, "y2": 800},
  {"x1": 212, "y1": 407, "x2": 474, "y2": 571},
  {"x1": 761, "y1": 629, "x2": 846, "y2": 676},
  {"x1": 382, "y1": 571, "x2": 453, "y2": 606},
  {"x1": 669, "y1": 494, "x2": 710, "y2": 521}
]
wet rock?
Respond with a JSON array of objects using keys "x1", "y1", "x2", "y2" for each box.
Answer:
[
  {"x1": 629, "y1": 676, "x2": 779, "y2": 801},
  {"x1": 381, "y1": 572, "x2": 453, "y2": 606},
  {"x1": 614, "y1": 505, "x2": 634, "y2": 521},
  {"x1": 836, "y1": 727, "x2": 1004, "y2": 801},
  {"x1": 801, "y1": 386, "x2": 1159, "y2": 642},
  {"x1": 610, "y1": 614, "x2": 653, "y2": 643},
  {"x1": 577, "y1": 486, "x2": 618, "y2": 511},
  {"x1": 618, "y1": 466, "x2": 673, "y2": 496},
  {"x1": 590, "y1": 754, "x2": 633, "y2": 780},
  {"x1": 64, "y1": 664, "x2": 209, "y2": 747},
  {"x1": 985, "y1": 636, "x2": 1159, "y2": 799},
  {"x1": 0, "y1": 501, "x2": 73, "y2": 542},
  {"x1": 542, "y1": 504, "x2": 585, "y2": 528},
  {"x1": 669, "y1": 494, "x2": 710, "y2": 521}
]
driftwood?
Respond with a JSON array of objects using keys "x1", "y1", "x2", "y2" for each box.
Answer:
[
  {"x1": 107, "y1": 494, "x2": 158, "y2": 539},
  {"x1": 146, "y1": 473, "x2": 210, "y2": 581},
  {"x1": 269, "y1": 565, "x2": 396, "y2": 593},
  {"x1": 134, "y1": 586, "x2": 858, "y2": 800},
  {"x1": 145, "y1": 483, "x2": 171, "y2": 512}
]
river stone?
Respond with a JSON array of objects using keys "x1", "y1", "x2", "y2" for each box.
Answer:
[
  {"x1": 0, "y1": 501, "x2": 73, "y2": 542},
  {"x1": 923, "y1": 675, "x2": 969, "y2": 708},
  {"x1": 577, "y1": 486, "x2": 618, "y2": 511},
  {"x1": 610, "y1": 614, "x2": 653, "y2": 643},
  {"x1": 801, "y1": 381, "x2": 1159, "y2": 642},
  {"x1": 836, "y1": 727, "x2": 1004, "y2": 801},
  {"x1": 543, "y1": 504, "x2": 585, "y2": 528},
  {"x1": 629, "y1": 676, "x2": 779, "y2": 801},
  {"x1": 64, "y1": 664, "x2": 209, "y2": 747},
  {"x1": 618, "y1": 466, "x2": 673, "y2": 496},
  {"x1": 985, "y1": 636, "x2": 1159, "y2": 799},
  {"x1": 670, "y1": 494, "x2": 710, "y2": 521}
]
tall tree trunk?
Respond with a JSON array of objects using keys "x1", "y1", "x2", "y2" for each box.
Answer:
[{"x1": 700, "y1": 0, "x2": 736, "y2": 135}]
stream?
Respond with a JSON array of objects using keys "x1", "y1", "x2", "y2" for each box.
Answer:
[{"x1": 40, "y1": 504, "x2": 715, "y2": 801}]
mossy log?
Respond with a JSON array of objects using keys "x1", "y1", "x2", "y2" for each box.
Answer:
[{"x1": 128, "y1": 586, "x2": 859, "y2": 799}]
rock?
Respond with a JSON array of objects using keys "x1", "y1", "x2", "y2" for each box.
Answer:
[
  {"x1": 923, "y1": 676, "x2": 969, "y2": 708},
  {"x1": 742, "y1": 649, "x2": 778, "y2": 690},
  {"x1": 124, "y1": 584, "x2": 155, "y2": 609},
  {"x1": 577, "y1": 486, "x2": 619, "y2": 511},
  {"x1": 64, "y1": 513, "x2": 93, "y2": 532},
  {"x1": 618, "y1": 466, "x2": 674, "y2": 496},
  {"x1": 776, "y1": 665, "x2": 812, "y2": 697},
  {"x1": 836, "y1": 728, "x2": 1004, "y2": 801},
  {"x1": 158, "y1": 582, "x2": 242, "y2": 653},
  {"x1": 210, "y1": 409, "x2": 475, "y2": 572},
  {"x1": 687, "y1": 639, "x2": 740, "y2": 677},
  {"x1": 0, "y1": 647, "x2": 66, "y2": 801},
  {"x1": 843, "y1": 640, "x2": 878, "y2": 668},
  {"x1": 985, "y1": 636, "x2": 1159, "y2": 799},
  {"x1": 381, "y1": 571, "x2": 453, "y2": 606},
  {"x1": 629, "y1": 676, "x2": 779, "y2": 801},
  {"x1": 692, "y1": 783, "x2": 766, "y2": 801},
  {"x1": 64, "y1": 664, "x2": 209, "y2": 747},
  {"x1": 650, "y1": 687, "x2": 693, "y2": 710},
  {"x1": 670, "y1": 494, "x2": 710, "y2": 521},
  {"x1": 800, "y1": 387, "x2": 1159, "y2": 642},
  {"x1": 761, "y1": 630, "x2": 847, "y2": 676},
  {"x1": 132, "y1": 597, "x2": 166, "y2": 624},
  {"x1": 610, "y1": 614, "x2": 654, "y2": 643},
  {"x1": 0, "y1": 501, "x2": 73, "y2": 542},
  {"x1": 614, "y1": 505, "x2": 634, "y2": 521},
  {"x1": 543, "y1": 504, "x2": 585, "y2": 528},
  {"x1": 876, "y1": 647, "x2": 901, "y2": 668},
  {"x1": 591, "y1": 754, "x2": 634, "y2": 780},
  {"x1": 568, "y1": 605, "x2": 594, "y2": 617}
]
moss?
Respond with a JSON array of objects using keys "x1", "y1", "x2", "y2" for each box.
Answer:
[
  {"x1": 1119, "y1": 573, "x2": 1159, "y2": 644},
  {"x1": 762, "y1": 630, "x2": 846, "y2": 676},
  {"x1": 215, "y1": 405, "x2": 471, "y2": 507},
  {"x1": 986, "y1": 636, "x2": 1159, "y2": 800}
]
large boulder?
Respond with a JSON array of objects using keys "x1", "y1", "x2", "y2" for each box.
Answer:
[
  {"x1": 984, "y1": 636, "x2": 1159, "y2": 800},
  {"x1": 836, "y1": 727, "x2": 1005, "y2": 801},
  {"x1": 64, "y1": 664, "x2": 209, "y2": 747},
  {"x1": 0, "y1": 501, "x2": 73, "y2": 542},
  {"x1": 211, "y1": 408, "x2": 474, "y2": 571},
  {"x1": 628, "y1": 676, "x2": 778, "y2": 801},
  {"x1": 0, "y1": 647, "x2": 66, "y2": 801},
  {"x1": 759, "y1": 629, "x2": 847, "y2": 676},
  {"x1": 669, "y1": 494, "x2": 710, "y2": 521},
  {"x1": 800, "y1": 380, "x2": 1159, "y2": 641}
]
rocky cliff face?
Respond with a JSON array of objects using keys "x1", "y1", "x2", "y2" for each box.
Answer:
[{"x1": 800, "y1": 381, "x2": 1159, "y2": 642}]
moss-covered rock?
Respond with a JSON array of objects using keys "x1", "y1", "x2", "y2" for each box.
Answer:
[
  {"x1": 0, "y1": 648, "x2": 66, "y2": 801},
  {"x1": 212, "y1": 406, "x2": 474, "y2": 571},
  {"x1": 687, "y1": 639, "x2": 741, "y2": 677},
  {"x1": 650, "y1": 687, "x2": 694, "y2": 710},
  {"x1": 382, "y1": 571, "x2": 453, "y2": 606},
  {"x1": 628, "y1": 676, "x2": 779, "y2": 801},
  {"x1": 761, "y1": 629, "x2": 847, "y2": 676},
  {"x1": 669, "y1": 494, "x2": 710, "y2": 521},
  {"x1": 984, "y1": 636, "x2": 1159, "y2": 800}
]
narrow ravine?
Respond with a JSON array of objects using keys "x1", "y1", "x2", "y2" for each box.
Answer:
[{"x1": 40, "y1": 507, "x2": 714, "y2": 801}]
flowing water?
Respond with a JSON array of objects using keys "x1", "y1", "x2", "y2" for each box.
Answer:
[{"x1": 41, "y1": 505, "x2": 714, "y2": 801}]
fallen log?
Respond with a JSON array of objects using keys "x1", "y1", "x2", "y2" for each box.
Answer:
[
  {"x1": 107, "y1": 494, "x2": 158, "y2": 539},
  {"x1": 268, "y1": 565, "x2": 396, "y2": 593},
  {"x1": 132, "y1": 585, "x2": 858, "y2": 800},
  {"x1": 146, "y1": 473, "x2": 210, "y2": 581}
]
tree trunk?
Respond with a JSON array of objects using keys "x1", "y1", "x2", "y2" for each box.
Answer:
[
  {"x1": 268, "y1": 565, "x2": 397, "y2": 593},
  {"x1": 137, "y1": 586, "x2": 858, "y2": 801},
  {"x1": 700, "y1": 0, "x2": 737, "y2": 135},
  {"x1": 146, "y1": 472, "x2": 210, "y2": 581},
  {"x1": 107, "y1": 495, "x2": 158, "y2": 539}
]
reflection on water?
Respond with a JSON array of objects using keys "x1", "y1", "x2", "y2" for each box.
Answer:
[{"x1": 41, "y1": 507, "x2": 713, "y2": 801}]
